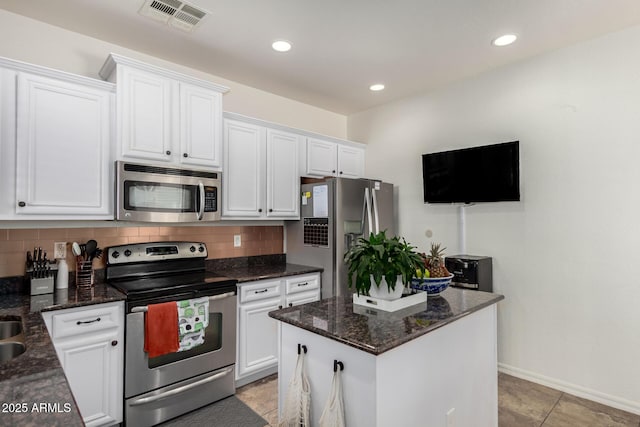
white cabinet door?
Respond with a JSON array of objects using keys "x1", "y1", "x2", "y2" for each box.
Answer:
[
  {"x1": 15, "y1": 73, "x2": 113, "y2": 217},
  {"x1": 119, "y1": 66, "x2": 173, "y2": 162},
  {"x1": 223, "y1": 120, "x2": 265, "y2": 217},
  {"x1": 266, "y1": 129, "x2": 299, "y2": 218},
  {"x1": 338, "y1": 144, "x2": 365, "y2": 179},
  {"x1": 55, "y1": 331, "x2": 121, "y2": 427},
  {"x1": 237, "y1": 297, "x2": 281, "y2": 379},
  {"x1": 178, "y1": 82, "x2": 222, "y2": 168},
  {"x1": 306, "y1": 137, "x2": 337, "y2": 176},
  {"x1": 42, "y1": 301, "x2": 124, "y2": 427}
]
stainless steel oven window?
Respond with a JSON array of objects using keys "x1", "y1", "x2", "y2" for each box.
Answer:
[{"x1": 147, "y1": 312, "x2": 223, "y2": 369}]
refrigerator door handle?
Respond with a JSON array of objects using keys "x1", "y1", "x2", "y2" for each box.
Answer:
[
  {"x1": 364, "y1": 188, "x2": 373, "y2": 236},
  {"x1": 371, "y1": 187, "x2": 380, "y2": 234}
]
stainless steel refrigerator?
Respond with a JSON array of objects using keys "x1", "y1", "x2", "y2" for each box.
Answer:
[{"x1": 286, "y1": 177, "x2": 394, "y2": 299}]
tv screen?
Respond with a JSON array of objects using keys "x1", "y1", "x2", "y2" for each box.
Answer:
[{"x1": 422, "y1": 141, "x2": 520, "y2": 203}]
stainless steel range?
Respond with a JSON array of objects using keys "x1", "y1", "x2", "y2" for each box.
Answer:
[{"x1": 105, "y1": 242, "x2": 237, "y2": 427}]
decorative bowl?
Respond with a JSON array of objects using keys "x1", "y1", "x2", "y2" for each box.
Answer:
[{"x1": 410, "y1": 274, "x2": 454, "y2": 295}]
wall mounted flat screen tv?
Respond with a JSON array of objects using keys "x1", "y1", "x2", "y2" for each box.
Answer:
[{"x1": 422, "y1": 141, "x2": 520, "y2": 203}]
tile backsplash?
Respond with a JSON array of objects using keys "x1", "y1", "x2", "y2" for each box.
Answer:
[{"x1": 0, "y1": 225, "x2": 283, "y2": 277}]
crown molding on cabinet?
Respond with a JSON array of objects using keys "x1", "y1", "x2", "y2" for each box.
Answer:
[
  {"x1": 99, "y1": 53, "x2": 229, "y2": 94},
  {"x1": 0, "y1": 56, "x2": 115, "y2": 92},
  {"x1": 223, "y1": 111, "x2": 365, "y2": 149}
]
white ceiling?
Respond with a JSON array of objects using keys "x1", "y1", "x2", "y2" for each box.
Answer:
[{"x1": 2, "y1": 0, "x2": 640, "y2": 115}]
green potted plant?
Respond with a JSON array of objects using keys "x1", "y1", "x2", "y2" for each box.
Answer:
[{"x1": 344, "y1": 230, "x2": 426, "y2": 300}]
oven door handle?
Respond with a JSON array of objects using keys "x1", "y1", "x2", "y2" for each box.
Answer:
[
  {"x1": 130, "y1": 291, "x2": 236, "y2": 313},
  {"x1": 129, "y1": 366, "x2": 233, "y2": 406},
  {"x1": 196, "y1": 182, "x2": 205, "y2": 221}
]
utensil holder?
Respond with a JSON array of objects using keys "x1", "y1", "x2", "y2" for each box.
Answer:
[{"x1": 75, "y1": 260, "x2": 94, "y2": 288}]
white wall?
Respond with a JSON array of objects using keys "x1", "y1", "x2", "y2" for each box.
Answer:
[
  {"x1": 0, "y1": 9, "x2": 347, "y2": 139},
  {"x1": 349, "y1": 25, "x2": 640, "y2": 413}
]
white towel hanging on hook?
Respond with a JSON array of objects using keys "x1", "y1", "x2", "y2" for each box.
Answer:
[{"x1": 319, "y1": 361, "x2": 346, "y2": 427}]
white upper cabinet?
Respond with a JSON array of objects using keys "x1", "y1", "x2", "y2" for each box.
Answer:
[
  {"x1": 179, "y1": 82, "x2": 223, "y2": 168},
  {"x1": 223, "y1": 118, "x2": 300, "y2": 219},
  {"x1": 223, "y1": 120, "x2": 265, "y2": 217},
  {"x1": 118, "y1": 66, "x2": 172, "y2": 162},
  {"x1": 266, "y1": 129, "x2": 300, "y2": 218},
  {"x1": 100, "y1": 54, "x2": 228, "y2": 170},
  {"x1": 306, "y1": 137, "x2": 365, "y2": 178},
  {"x1": 0, "y1": 58, "x2": 115, "y2": 219}
]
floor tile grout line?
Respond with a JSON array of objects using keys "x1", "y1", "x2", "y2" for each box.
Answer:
[{"x1": 539, "y1": 392, "x2": 564, "y2": 426}]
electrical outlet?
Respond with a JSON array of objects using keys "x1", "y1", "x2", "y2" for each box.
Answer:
[
  {"x1": 54, "y1": 242, "x2": 67, "y2": 259},
  {"x1": 233, "y1": 235, "x2": 241, "y2": 247}
]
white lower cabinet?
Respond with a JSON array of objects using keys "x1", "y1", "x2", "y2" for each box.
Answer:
[
  {"x1": 236, "y1": 272, "x2": 320, "y2": 386},
  {"x1": 42, "y1": 301, "x2": 124, "y2": 427}
]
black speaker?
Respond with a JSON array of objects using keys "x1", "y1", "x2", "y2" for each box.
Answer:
[{"x1": 445, "y1": 255, "x2": 493, "y2": 292}]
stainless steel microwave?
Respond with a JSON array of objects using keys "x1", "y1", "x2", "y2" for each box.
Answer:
[{"x1": 116, "y1": 161, "x2": 221, "y2": 222}]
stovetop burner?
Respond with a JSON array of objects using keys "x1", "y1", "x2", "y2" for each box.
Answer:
[{"x1": 105, "y1": 241, "x2": 237, "y2": 302}]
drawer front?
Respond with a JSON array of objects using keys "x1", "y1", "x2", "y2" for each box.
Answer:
[
  {"x1": 285, "y1": 274, "x2": 320, "y2": 295},
  {"x1": 50, "y1": 301, "x2": 122, "y2": 339},
  {"x1": 284, "y1": 289, "x2": 320, "y2": 308},
  {"x1": 239, "y1": 279, "x2": 281, "y2": 303}
]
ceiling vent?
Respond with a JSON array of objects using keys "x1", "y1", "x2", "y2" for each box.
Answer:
[{"x1": 139, "y1": 0, "x2": 208, "y2": 33}]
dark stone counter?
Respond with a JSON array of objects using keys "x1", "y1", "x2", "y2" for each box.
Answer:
[
  {"x1": 0, "y1": 284, "x2": 126, "y2": 426},
  {"x1": 210, "y1": 257, "x2": 323, "y2": 283},
  {"x1": 269, "y1": 287, "x2": 504, "y2": 355}
]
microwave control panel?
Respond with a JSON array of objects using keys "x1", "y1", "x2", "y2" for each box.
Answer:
[{"x1": 203, "y1": 187, "x2": 218, "y2": 212}]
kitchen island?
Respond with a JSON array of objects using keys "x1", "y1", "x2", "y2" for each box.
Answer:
[{"x1": 270, "y1": 287, "x2": 504, "y2": 427}]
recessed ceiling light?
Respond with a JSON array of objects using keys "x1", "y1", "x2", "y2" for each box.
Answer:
[
  {"x1": 369, "y1": 84, "x2": 385, "y2": 91},
  {"x1": 492, "y1": 34, "x2": 517, "y2": 47},
  {"x1": 272, "y1": 40, "x2": 292, "y2": 52}
]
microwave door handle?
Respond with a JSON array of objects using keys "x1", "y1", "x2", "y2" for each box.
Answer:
[
  {"x1": 196, "y1": 182, "x2": 205, "y2": 221},
  {"x1": 371, "y1": 187, "x2": 380, "y2": 234}
]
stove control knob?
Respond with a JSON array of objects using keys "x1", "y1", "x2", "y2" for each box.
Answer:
[
  {"x1": 124, "y1": 249, "x2": 132, "y2": 257},
  {"x1": 112, "y1": 251, "x2": 120, "y2": 259},
  {"x1": 198, "y1": 246, "x2": 205, "y2": 253},
  {"x1": 190, "y1": 246, "x2": 196, "y2": 252}
]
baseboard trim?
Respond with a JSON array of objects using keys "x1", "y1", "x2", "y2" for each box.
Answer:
[{"x1": 498, "y1": 363, "x2": 640, "y2": 415}]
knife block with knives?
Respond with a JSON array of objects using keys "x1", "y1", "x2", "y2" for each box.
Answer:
[{"x1": 26, "y1": 247, "x2": 57, "y2": 295}]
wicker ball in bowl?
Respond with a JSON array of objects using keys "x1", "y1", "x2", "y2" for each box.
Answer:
[{"x1": 410, "y1": 274, "x2": 454, "y2": 295}]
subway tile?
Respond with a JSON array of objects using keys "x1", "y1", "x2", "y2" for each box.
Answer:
[
  {"x1": 138, "y1": 227, "x2": 160, "y2": 236},
  {"x1": 0, "y1": 230, "x2": 8, "y2": 240},
  {"x1": 7, "y1": 229, "x2": 38, "y2": 240},
  {"x1": 0, "y1": 241, "x2": 23, "y2": 253},
  {"x1": 117, "y1": 227, "x2": 139, "y2": 237},
  {"x1": 37, "y1": 228, "x2": 68, "y2": 240},
  {"x1": 66, "y1": 229, "x2": 95, "y2": 241},
  {"x1": 94, "y1": 228, "x2": 119, "y2": 238}
]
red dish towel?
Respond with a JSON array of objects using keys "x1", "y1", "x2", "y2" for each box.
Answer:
[{"x1": 144, "y1": 302, "x2": 179, "y2": 358}]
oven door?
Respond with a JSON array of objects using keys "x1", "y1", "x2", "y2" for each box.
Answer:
[
  {"x1": 116, "y1": 161, "x2": 220, "y2": 222},
  {"x1": 125, "y1": 291, "x2": 236, "y2": 398}
]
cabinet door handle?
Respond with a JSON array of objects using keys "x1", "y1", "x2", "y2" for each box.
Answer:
[
  {"x1": 258, "y1": 208, "x2": 263, "y2": 212},
  {"x1": 77, "y1": 317, "x2": 101, "y2": 325},
  {"x1": 18, "y1": 201, "x2": 26, "y2": 207},
  {"x1": 254, "y1": 289, "x2": 268, "y2": 294},
  {"x1": 183, "y1": 153, "x2": 188, "y2": 158},
  {"x1": 166, "y1": 150, "x2": 171, "y2": 155},
  {"x1": 111, "y1": 340, "x2": 118, "y2": 346},
  {"x1": 332, "y1": 170, "x2": 336, "y2": 173},
  {"x1": 339, "y1": 171, "x2": 343, "y2": 175},
  {"x1": 268, "y1": 208, "x2": 273, "y2": 212},
  {"x1": 288, "y1": 303, "x2": 293, "y2": 307},
  {"x1": 278, "y1": 305, "x2": 283, "y2": 309},
  {"x1": 297, "y1": 282, "x2": 309, "y2": 287}
]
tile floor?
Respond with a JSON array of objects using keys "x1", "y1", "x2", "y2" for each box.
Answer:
[{"x1": 236, "y1": 372, "x2": 640, "y2": 427}]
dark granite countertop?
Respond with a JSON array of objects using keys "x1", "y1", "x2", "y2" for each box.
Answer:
[
  {"x1": 0, "y1": 284, "x2": 126, "y2": 426},
  {"x1": 214, "y1": 263, "x2": 323, "y2": 283},
  {"x1": 269, "y1": 287, "x2": 504, "y2": 355}
]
